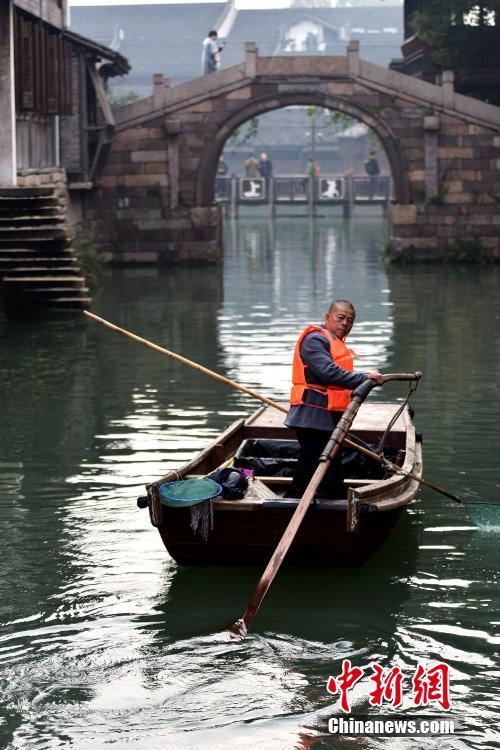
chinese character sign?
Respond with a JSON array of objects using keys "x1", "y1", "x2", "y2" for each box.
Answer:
[{"x1": 326, "y1": 660, "x2": 452, "y2": 714}]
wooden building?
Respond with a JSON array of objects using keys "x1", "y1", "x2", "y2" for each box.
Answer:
[
  {"x1": 0, "y1": 0, "x2": 128, "y2": 313},
  {"x1": 1, "y1": 0, "x2": 129, "y2": 187}
]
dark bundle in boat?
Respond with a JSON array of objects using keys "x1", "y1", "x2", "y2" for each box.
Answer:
[{"x1": 142, "y1": 402, "x2": 423, "y2": 567}]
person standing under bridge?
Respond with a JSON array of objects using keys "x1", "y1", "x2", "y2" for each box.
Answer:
[{"x1": 285, "y1": 300, "x2": 384, "y2": 497}]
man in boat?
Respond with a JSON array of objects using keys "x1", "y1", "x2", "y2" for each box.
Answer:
[{"x1": 285, "y1": 300, "x2": 384, "y2": 497}]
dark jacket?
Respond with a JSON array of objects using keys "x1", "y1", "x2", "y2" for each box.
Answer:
[
  {"x1": 285, "y1": 326, "x2": 368, "y2": 431},
  {"x1": 259, "y1": 159, "x2": 273, "y2": 177}
]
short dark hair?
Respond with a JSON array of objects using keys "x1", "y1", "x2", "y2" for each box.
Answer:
[
  {"x1": 209, "y1": 30, "x2": 218, "y2": 37},
  {"x1": 329, "y1": 299, "x2": 355, "y2": 312}
]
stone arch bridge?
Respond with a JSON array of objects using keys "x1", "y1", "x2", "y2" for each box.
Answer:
[{"x1": 86, "y1": 41, "x2": 500, "y2": 263}]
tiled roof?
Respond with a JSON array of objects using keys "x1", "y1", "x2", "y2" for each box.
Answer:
[{"x1": 222, "y1": 6, "x2": 403, "y2": 68}]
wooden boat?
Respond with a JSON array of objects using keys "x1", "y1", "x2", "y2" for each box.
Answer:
[{"x1": 143, "y1": 402, "x2": 423, "y2": 567}]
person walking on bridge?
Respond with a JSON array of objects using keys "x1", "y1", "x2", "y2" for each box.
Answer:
[
  {"x1": 202, "y1": 30, "x2": 225, "y2": 75},
  {"x1": 285, "y1": 300, "x2": 384, "y2": 497}
]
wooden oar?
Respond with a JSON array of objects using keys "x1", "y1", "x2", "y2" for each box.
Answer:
[{"x1": 230, "y1": 377, "x2": 378, "y2": 635}]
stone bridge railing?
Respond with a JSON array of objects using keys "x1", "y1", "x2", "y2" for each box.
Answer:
[{"x1": 114, "y1": 42, "x2": 500, "y2": 134}]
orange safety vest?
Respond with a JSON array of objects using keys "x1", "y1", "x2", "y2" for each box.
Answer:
[{"x1": 290, "y1": 325, "x2": 355, "y2": 412}]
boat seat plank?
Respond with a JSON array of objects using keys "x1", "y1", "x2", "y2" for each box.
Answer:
[
  {"x1": 245, "y1": 402, "x2": 407, "y2": 432},
  {"x1": 185, "y1": 474, "x2": 379, "y2": 488}
]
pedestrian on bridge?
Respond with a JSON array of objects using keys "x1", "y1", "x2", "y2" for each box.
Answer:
[
  {"x1": 244, "y1": 154, "x2": 260, "y2": 178},
  {"x1": 259, "y1": 153, "x2": 273, "y2": 179},
  {"x1": 202, "y1": 30, "x2": 225, "y2": 75},
  {"x1": 364, "y1": 150, "x2": 380, "y2": 199}
]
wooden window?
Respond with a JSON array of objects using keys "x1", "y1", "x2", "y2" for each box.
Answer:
[{"x1": 14, "y1": 9, "x2": 72, "y2": 116}]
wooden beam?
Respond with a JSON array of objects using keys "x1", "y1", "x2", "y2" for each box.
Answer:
[{"x1": 86, "y1": 59, "x2": 115, "y2": 126}]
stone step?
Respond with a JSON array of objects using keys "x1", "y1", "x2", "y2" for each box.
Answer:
[
  {"x1": 2, "y1": 266, "x2": 81, "y2": 276},
  {"x1": 0, "y1": 214, "x2": 64, "y2": 224},
  {"x1": 0, "y1": 197, "x2": 63, "y2": 213},
  {"x1": 44, "y1": 296, "x2": 92, "y2": 309},
  {"x1": 3, "y1": 294, "x2": 91, "y2": 312},
  {"x1": 0, "y1": 237, "x2": 70, "y2": 249},
  {"x1": 2, "y1": 276, "x2": 86, "y2": 289},
  {"x1": 0, "y1": 187, "x2": 56, "y2": 198},
  {"x1": 0, "y1": 201, "x2": 61, "y2": 212},
  {"x1": 0, "y1": 225, "x2": 68, "y2": 236},
  {"x1": 0, "y1": 247, "x2": 73, "y2": 255},
  {"x1": 4, "y1": 288, "x2": 90, "y2": 303}
]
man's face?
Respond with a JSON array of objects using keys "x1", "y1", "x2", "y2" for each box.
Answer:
[{"x1": 324, "y1": 303, "x2": 355, "y2": 340}]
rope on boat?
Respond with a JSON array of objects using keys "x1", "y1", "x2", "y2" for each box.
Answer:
[{"x1": 377, "y1": 377, "x2": 419, "y2": 456}]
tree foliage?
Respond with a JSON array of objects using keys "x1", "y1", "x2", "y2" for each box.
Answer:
[
  {"x1": 410, "y1": 2, "x2": 500, "y2": 69},
  {"x1": 228, "y1": 118, "x2": 260, "y2": 145}
]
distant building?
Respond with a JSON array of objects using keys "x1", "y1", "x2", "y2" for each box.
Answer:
[
  {"x1": 0, "y1": 0, "x2": 129, "y2": 313},
  {"x1": 70, "y1": 2, "x2": 403, "y2": 97},
  {"x1": 0, "y1": 0, "x2": 129, "y2": 187}
]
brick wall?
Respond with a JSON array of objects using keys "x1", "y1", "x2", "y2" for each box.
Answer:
[{"x1": 390, "y1": 121, "x2": 500, "y2": 260}]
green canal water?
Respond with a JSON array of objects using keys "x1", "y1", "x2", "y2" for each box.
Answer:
[{"x1": 0, "y1": 216, "x2": 499, "y2": 749}]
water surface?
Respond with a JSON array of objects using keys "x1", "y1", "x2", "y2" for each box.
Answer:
[{"x1": 0, "y1": 216, "x2": 498, "y2": 749}]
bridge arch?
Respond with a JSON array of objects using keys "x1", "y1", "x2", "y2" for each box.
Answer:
[
  {"x1": 196, "y1": 91, "x2": 411, "y2": 207},
  {"x1": 88, "y1": 48, "x2": 500, "y2": 262}
]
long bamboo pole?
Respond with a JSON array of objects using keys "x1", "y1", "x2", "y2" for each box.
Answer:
[{"x1": 84, "y1": 312, "x2": 461, "y2": 502}]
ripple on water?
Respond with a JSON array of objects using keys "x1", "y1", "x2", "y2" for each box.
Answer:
[{"x1": 0, "y1": 223, "x2": 499, "y2": 749}]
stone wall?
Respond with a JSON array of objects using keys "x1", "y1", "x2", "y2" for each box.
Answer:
[
  {"x1": 390, "y1": 119, "x2": 500, "y2": 261},
  {"x1": 84, "y1": 121, "x2": 222, "y2": 263}
]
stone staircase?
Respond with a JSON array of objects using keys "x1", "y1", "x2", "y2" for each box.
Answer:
[{"x1": 0, "y1": 187, "x2": 91, "y2": 312}]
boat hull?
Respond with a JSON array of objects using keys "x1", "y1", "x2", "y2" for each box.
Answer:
[
  {"x1": 159, "y1": 503, "x2": 403, "y2": 567},
  {"x1": 146, "y1": 402, "x2": 423, "y2": 567}
]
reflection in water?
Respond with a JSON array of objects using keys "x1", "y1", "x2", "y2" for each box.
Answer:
[{"x1": 0, "y1": 217, "x2": 498, "y2": 749}]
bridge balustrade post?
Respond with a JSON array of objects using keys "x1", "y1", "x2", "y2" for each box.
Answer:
[
  {"x1": 245, "y1": 41, "x2": 258, "y2": 78},
  {"x1": 441, "y1": 71, "x2": 455, "y2": 109},
  {"x1": 153, "y1": 74, "x2": 167, "y2": 110},
  {"x1": 347, "y1": 40, "x2": 360, "y2": 77},
  {"x1": 229, "y1": 174, "x2": 238, "y2": 219},
  {"x1": 343, "y1": 174, "x2": 353, "y2": 219},
  {"x1": 307, "y1": 176, "x2": 314, "y2": 217},
  {"x1": 268, "y1": 175, "x2": 275, "y2": 218}
]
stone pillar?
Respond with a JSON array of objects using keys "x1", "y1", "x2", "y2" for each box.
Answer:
[
  {"x1": 441, "y1": 71, "x2": 455, "y2": 109},
  {"x1": 343, "y1": 174, "x2": 353, "y2": 218},
  {"x1": 268, "y1": 175, "x2": 275, "y2": 218},
  {"x1": 423, "y1": 115, "x2": 439, "y2": 201},
  {"x1": 0, "y1": 0, "x2": 16, "y2": 186},
  {"x1": 165, "y1": 118, "x2": 180, "y2": 211},
  {"x1": 245, "y1": 41, "x2": 257, "y2": 78},
  {"x1": 307, "y1": 175, "x2": 314, "y2": 217},
  {"x1": 347, "y1": 40, "x2": 360, "y2": 77},
  {"x1": 229, "y1": 174, "x2": 238, "y2": 218},
  {"x1": 153, "y1": 73, "x2": 170, "y2": 110}
]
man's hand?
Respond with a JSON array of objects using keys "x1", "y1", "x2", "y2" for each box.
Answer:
[{"x1": 367, "y1": 370, "x2": 384, "y2": 385}]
